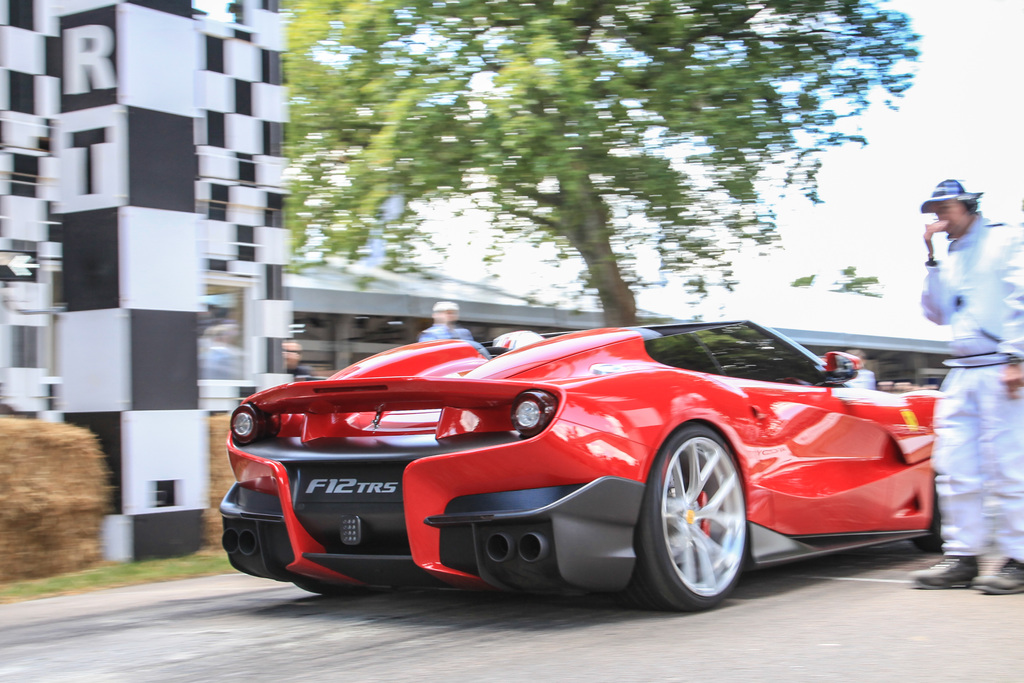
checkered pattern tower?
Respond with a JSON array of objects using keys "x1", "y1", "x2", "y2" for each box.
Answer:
[
  {"x1": 0, "y1": 0, "x2": 289, "y2": 560},
  {"x1": 0, "y1": 0, "x2": 61, "y2": 414},
  {"x1": 194, "y1": 0, "x2": 291, "y2": 409}
]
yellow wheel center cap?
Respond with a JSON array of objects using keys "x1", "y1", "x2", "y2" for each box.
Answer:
[{"x1": 686, "y1": 509, "x2": 696, "y2": 525}]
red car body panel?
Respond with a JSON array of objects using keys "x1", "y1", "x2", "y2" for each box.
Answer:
[{"x1": 221, "y1": 322, "x2": 941, "y2": 599}]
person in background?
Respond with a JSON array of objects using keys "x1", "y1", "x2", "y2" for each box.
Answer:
[
  {"x1": 199, "y1": 322, "x2": 243, "y2": 379},
  {"x1": 283, "y1": 340, "x2": 314, "y2": 380},
  {"x1": 418, "y1": 301, "x2": 474, "y2": 342},
  {"x1": 844, "y1": 349, "x2": 877, "y2": 389},
  {"x1": 910, "y1": 179, "x2": 1024, "y2": 594}
]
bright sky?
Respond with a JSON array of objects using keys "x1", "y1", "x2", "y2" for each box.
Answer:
[
  {"x1": 195, "y1": 1, "x2": 230, "y2": 21},
  {"x1": 197, "y1": 0, "x2": 1024, "y2": 328},
  {"x1": 639, "y1": 0, "x2": 1024, "y2": 321}
]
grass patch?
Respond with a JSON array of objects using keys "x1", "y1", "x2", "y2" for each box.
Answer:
[{"x1": 0, "y1": 551, "x2": 234, "y2": 605}]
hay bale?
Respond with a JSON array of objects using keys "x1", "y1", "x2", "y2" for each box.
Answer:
[
  {"x1": 204, "y1": 414, "x2": 235, "y2": 550},
  {"x1": 0, "y1": 419, "x2": 111, "y2": 582}
]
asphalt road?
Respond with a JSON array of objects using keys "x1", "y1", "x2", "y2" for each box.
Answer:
[{"x1": 2, "y1": 542, "x2": 1022, "y2": 682}]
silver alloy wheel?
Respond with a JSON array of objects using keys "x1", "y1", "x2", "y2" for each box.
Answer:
[{"x1": 660, "y1": 435, "x2": 746, "y2": 597}]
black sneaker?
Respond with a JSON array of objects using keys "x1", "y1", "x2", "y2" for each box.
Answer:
[
  {"x1": 911, "y1": 555, "x2": 979, "y2": 589},
  {"x1": 973, "y1": 559, "x2": 1024, "y2": 595}
]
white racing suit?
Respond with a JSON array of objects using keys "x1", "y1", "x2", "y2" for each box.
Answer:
[{"x1": 922, "y1": 214, "x2": 1024, "y2": 561}]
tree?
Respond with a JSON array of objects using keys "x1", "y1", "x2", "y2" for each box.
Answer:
[
  {"x1": 285, "y1": 0, "x2": 917, "y2": 325},
  {"x1": 790, "y1": 267, "x2": 883, "y2": 297},
  {"x1": 791, "y1": 274, "x2": 816, "y2": 288},
  {"x1": 831, "y1": 265, "x2": 883, "y2": 297}
]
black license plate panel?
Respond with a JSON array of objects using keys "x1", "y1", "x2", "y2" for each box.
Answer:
[{"x1": 293, "y1": 463, "x2": 406, "y2": 504}]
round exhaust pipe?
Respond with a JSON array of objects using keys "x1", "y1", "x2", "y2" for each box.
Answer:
[
  {"x1": 518, "y1": 532, "x2": 550, "y2": 563},
  {"x1": 238, "y1": 529, "x2": 258, "y2": 556},
  {"x1": 485, "y1": 532, "x2": 515, "y2": 563},
  {"x1": 222, "y1": 528, "x2": 240, "y2": 554}
]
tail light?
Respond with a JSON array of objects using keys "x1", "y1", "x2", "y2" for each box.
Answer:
[
  {"x1": 511, "y1": 390, "x2": 558, "y2": 438},
  {"x1": 231, "y1": 403, "x2": 279, "y2": 445}
]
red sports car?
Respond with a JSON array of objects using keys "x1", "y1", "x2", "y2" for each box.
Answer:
[{"x1": 220, "y1": 321, "x2": 941, "y2": 611}]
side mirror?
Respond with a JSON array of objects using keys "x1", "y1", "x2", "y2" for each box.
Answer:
[{"x1": 823, "y1": 351, "x2": 862, "y2": 385}]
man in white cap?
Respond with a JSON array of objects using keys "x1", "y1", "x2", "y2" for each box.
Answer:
[
  {"x1": 911, "y1": 179, "x2": 1024, "y2": 594},
  {"x1": 418, "y1": 301, "x2": 475, "y2": 342}
]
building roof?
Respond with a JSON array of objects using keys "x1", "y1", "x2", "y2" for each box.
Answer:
[
  {"x1": 288, "y1": 263, "x2": 952, "y2": 354},
  {"x1": 286, "y1": 262, "x2": 606, "y2": 328}
]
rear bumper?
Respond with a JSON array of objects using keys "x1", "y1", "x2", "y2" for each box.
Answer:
[
  {"x1": 220, "y1": 486, "x2": 295, "y2": 583},
  {"x1": 221, "y1": 476, "x2": 645, "y2": 593},
  {"x1": 426, "y1": 476, "x2": 645, "y2": 592}
]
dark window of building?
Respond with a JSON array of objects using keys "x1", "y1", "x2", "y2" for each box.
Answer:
[
  {"x1": 236, "y1": 224, "x2": 254, "y2": 245},
  {"x1": 51, "y1": 268, "x2": 65, "y2": 309},
  {"x1": 38, "y1": 121, "x2": 54, "y2": 153},
  {"x1": 46, "y1": 36, "x2": 61, "y2": 78},
  {"x1": 153, "y1": 480, "x2": 178, "y2": 507},
  {"x1": 265, "y1": 264, "x2": 283, "y2": 300},
  {"x1": 239, "y1": 158, "x2": 256, "y2": 185},
  {"x1": 208, "y1": 184, "x2": 229, "y2": 221},
  {"x1": 266, "y1": 191, "x2": 283, "y2": 211},
  {"x1": 12, "y1": 154, "x2": 39, "y2": 198},
  {"x1": 208, "y1": 201, "x2": 227, "y2": 222},
  {"x1": 262, "y1": 121, "x2": 282, "y2": 156},
  {"x1": 264, "y1": 190, "x2": 283, "y2": 227},
  {"x1": 9, "y1": 0, "x2": 34, "y2": 30},
  {"x1": 131, "y1": 0, "x2": 191, "y2": 16},
  {"x1": 238, "y1": 152, "x2": 256, "y2": 185},
  {"x1": 234, "y1": 79, "x2": 252, "y2": 116},
  {"x1": 261, "y1": 49, "x2": 281, "y2": 85},
  {"x1": 206, "y1": 35, "x2": 225, "y2": 73},
  {"x1": 206, "y1": 110, "x2": 225, "y2": 147},
  {"x1": 9, "y1": 71, "x2": 35, "y2": 115},
  {"x1": 266, "y1": 337, "x2": 284, "y2": 374}
]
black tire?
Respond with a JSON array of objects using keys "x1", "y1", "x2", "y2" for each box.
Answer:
[
  {"x1": 912, "y1": 478, "x2": 943, "y2": 553},
  {"x1": 623, "y1": 424, "x2": 747, "y2": 611}
]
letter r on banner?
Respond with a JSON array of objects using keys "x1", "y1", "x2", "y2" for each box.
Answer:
[{"x1": 64, "y1": 24, "x2": 117, "y2": 95}]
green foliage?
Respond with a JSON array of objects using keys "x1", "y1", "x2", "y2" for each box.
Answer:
[
  {"x1": 284, "y1": 0, "x2": 917, "y2": 324},
  {"x1": 832, "y1": 265, "x2": 883, "y2": 297},
  {"x1": 791, "y1": 274, "x2": 816, "y2": 288}
]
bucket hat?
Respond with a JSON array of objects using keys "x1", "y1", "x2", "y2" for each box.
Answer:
[{"x1": 921, "y1": 179, "x2": 983, "y2": 213}]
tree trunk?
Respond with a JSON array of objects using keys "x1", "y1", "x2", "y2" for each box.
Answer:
[{"x1": 560, "y1": 185, "x2": 638, "y2": 327}]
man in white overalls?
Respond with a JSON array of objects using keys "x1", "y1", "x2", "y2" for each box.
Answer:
[{"x1": 911, "y1": 180, "x2": 1024, "y2": 593}]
